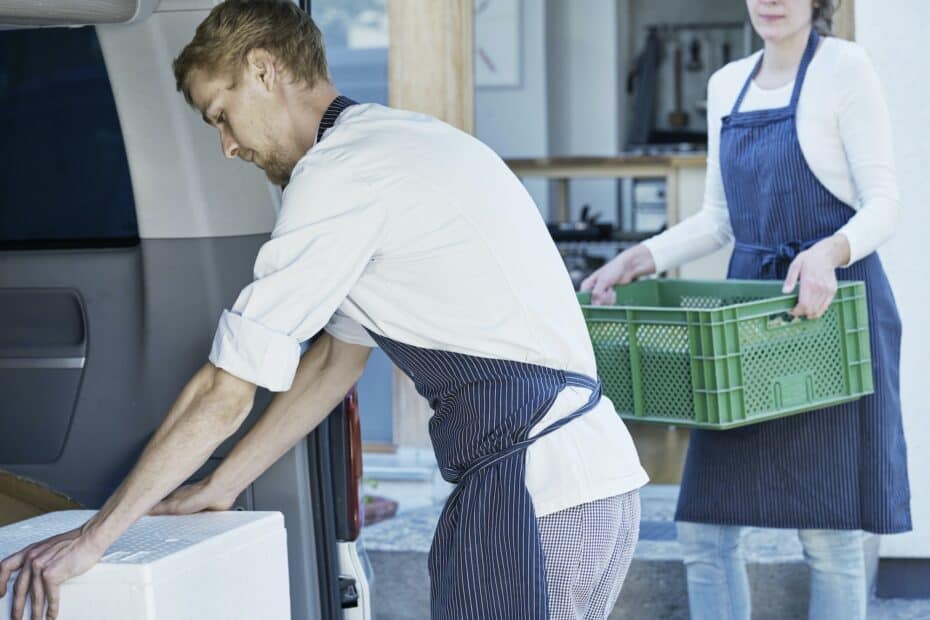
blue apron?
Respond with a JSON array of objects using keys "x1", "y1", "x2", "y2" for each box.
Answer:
[
  {"x1": 316, "y1": 96, "x2": 604, "y2": 617},
  {"x1": 367, "y1": 333, "x2": 601, "y2": 619},
  {"x1": 676, "y1": 29, "x2": 911, "y2": 534}
]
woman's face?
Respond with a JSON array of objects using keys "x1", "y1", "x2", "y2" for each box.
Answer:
[{"x1": 745, "y1": 0, "x2": 815, "y2": 43}]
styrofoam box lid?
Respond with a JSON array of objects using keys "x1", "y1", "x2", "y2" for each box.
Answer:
[{"x1": 0, "y1": 510, "x2": 284, "y2": 587}]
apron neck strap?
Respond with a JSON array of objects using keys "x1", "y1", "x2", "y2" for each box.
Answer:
[
  {"x1": 729, "y1": 27, "x2": 821, "y2": 116},
  {"x1": 730, "y1": 55, "x2": 762, "y2": 115},
  {"x1": 316, "y1": 95, "x2": 358, "y2": 144},
  {"x1": 788, "y1": 28, "x2": 820, "y2": 110}
]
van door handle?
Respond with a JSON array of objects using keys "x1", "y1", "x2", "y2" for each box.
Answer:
[{"x1": 0, "y1": 356, "x2": 85, "y2": 369}]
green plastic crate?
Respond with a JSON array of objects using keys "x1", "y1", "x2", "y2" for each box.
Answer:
[{"x1": 578, "y1": 279, "x2": 873, "y2": 430}]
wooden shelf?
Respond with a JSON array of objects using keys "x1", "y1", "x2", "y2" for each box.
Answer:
[
  {"x1": 504, "y1": 154, "x2": 707, "y2": 229},
  {"x1": 505, "y1": 154, "x2": 707, "y2": 179}
]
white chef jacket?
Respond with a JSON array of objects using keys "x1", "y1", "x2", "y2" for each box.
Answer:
[{"x1": 209, "y1": 102, "x2": 648, "y2": 516}]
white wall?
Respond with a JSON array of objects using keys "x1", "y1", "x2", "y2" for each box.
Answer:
[
  {"x1": 475, "y1": 1, "x2": 547, "y2": 156},
  {"x1": 546, "y1": 1, "x2": 619, "y2": 156},
  {"x1": 475, "y1": 1, "x2": 624, "y2": 226},
  {"x1": 545, "y1": 0, "x2": 620, "y2": 226},
  {"x1": 475, "y1": 0, "x2": 549, "y2": 214},
  {"x1": 857, "y1": 0, "x2": 930, "y2": 559}
]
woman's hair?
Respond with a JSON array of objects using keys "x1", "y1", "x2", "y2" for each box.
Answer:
[{"x1": 812, "y1": 0, "x2": 840, "y2": 35}]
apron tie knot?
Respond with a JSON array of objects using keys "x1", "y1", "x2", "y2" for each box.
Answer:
[
  {"x1": 735, "y1": 239, "x2": 820, "y2": 278},
  {"x1": 763, "y1": 240, "x2": 803, "y2": 275}
]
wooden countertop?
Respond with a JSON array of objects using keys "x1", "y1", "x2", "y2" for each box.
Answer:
[{"x1": 505, "y1": 154, "x2": 707, "y2": 178}]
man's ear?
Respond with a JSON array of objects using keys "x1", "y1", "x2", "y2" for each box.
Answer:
[{"x1": 245, "y1": 48, "x2": 277, "y2": 92}]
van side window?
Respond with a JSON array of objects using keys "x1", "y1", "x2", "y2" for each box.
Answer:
[{"x1": 0, "y1": 26, "x2": 138, "y2": 249}]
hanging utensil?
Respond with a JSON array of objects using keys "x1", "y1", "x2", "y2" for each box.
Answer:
[
  {"x1": 686, "y1": 37, "x2": 703, "y2": 72},
  {"x1": 627, "y1": 28, "x2": 662, "y2": 146},
  {"x1": 668, "y1": 45, "x2": 690, "y2": 129}
]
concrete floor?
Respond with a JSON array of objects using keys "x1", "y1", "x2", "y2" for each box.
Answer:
[{"x1": 361, "y1": 484, "x2": 930, "y2": 619}]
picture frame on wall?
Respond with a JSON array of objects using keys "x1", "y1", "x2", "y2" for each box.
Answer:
[{"x1": 474, "y1": 0, "x2": 522, "y2": 88}]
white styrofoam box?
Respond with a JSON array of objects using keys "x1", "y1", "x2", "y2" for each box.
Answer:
[{"x1": 0, "y1": 510, "x2": 290, "y2": 620}]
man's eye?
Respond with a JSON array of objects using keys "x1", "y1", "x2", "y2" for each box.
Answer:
[{"x1": 218, "y1": 113, "x2": 227, "y2": 125}]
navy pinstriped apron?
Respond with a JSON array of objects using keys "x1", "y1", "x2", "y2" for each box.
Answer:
[
  {"x1": 367, "y1": 333, "x2": 602, "y2": 619},
  {"x1": 317, "y1": 95, "x2": 604, "y2": 615},
  {"x1": 676, "y1": 28, "x2": 911, "y2": 533}
]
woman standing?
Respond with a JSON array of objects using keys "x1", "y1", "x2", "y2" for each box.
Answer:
[{"x1": 582, "y1": 1, "x2": 910, "y2": 618}]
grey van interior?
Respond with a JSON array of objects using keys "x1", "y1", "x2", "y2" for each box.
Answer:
[{"x1": 0, "y1": 1, "x2": 371, "y2": 618}]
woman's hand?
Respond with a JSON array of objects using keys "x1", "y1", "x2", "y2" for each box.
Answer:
[
  {"x1": 580, "y1": 244, "x2": 657, "y2": 305},
  {"x1": 148, "y1": 477, "x2": 237, "y2": 516},
  {"x1": 782, "y1": 235, "x2": 851, "y2": 319}
]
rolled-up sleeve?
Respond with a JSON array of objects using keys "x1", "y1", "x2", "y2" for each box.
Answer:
[{"x1": 209, "y1": 161, "x2": 384, "y2": 391}]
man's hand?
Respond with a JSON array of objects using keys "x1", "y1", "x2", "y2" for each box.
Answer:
[
  {"x1": 0, "y1": 526, "x2": 105, "y2": 620},
  {"x1": 149, "y1": 478, "x2": 236, "y2": 516},
  {"x1": 0, "y1": 363, "x2": 255, "y2": 620},
  {"x1": 1, "y1": 479, "x2": 234, "y2": 620},
  {"x1": 0, "y1": 336, "x2": 367, "y2": 619}
]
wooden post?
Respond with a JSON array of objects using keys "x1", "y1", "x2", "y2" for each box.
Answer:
[
  {"x1": 387, "y1": 0, "x2": 475, "y2": 449},
  {"x1": 388, "y1": 0, "x2": 475, "y2": 133},
  {"x1": 834, "y1": 0, "x2": 855, "y2": 40}
]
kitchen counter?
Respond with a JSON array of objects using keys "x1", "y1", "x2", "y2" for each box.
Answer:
[
  {"x1": 505, "y1": 153, "x2": 707, "y2": 178},
  {"x1": 505, "y1": 154, "x2": 733, "y2": 281},
  {"x1": 505, "y1": 153, "x2": 707, "y2": 232}
]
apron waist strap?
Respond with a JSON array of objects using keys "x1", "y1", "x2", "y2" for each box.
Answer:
[
  {"x1": 734, "y1": 238, "x2": 823, "y2": 276},
  {"x1": 428, "y1": 370, "x2": 601, "y2": 618},
  {"x1": 456, "y1": 371, "x2": 602, "y2": 485}
]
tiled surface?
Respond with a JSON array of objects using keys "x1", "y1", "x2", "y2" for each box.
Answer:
[
  {"x1": 362, "y1": 484, "x2": 929, "y2": 618},
  {"x1": 363, "y1": 448, "x2": 452, "y2": 516},
  {"x1": 361, "y1": 484, "x2": 805, "y2": 562},
  {"x1": 363, "y1": 502, "x2": 441, "y2": 553},
  {"x1": 639, "y1": 520, "x2": 678, "y2": 541},
  {"x1": 868, "y1": 597, "x2": 930, "y2": 619}
]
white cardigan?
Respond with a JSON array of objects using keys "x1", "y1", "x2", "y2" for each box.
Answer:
[{"x1": 643, "y1": 36, "x2": 899, "y2": 272}]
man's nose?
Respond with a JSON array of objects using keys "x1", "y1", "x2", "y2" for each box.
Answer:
[{"x1": 220, "y1": 129, "x2": 239, "y2": 159}]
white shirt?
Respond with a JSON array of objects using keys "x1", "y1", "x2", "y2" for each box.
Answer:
[
  {"x1": 644, "y1": 37, "x2": 900, "y2": 272},
  {"x1": 209, "y1": 103, "x2": 649, "y2": 517}
]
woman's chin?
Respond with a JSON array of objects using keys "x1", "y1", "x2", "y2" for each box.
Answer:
[
  {"x1": 758, "y1": 26, "x2": 789, "y2": 42},
  {"x1": 756, "y1": 21, "x2": 813, "y2": 45}
]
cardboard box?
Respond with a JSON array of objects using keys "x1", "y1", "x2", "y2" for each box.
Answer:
[{"x1": 0, "y1": 469, "x2": 82, "y2": 528}]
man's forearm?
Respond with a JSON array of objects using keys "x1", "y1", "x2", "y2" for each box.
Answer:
[
  {"x1": 82, "y1": 365, "x2": 255, "y2": 551},
  {"x1": 207, "y1": 334, "x2": 371, "y2": 501}
]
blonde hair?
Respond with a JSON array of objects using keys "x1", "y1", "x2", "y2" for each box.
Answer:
[{"x1": 173, "y1": 0, "x2": 328, "y2": 104}]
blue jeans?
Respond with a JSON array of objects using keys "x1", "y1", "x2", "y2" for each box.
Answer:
[{"x1": 677, "y1": 522, "x2": 867, "y2": 620}]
